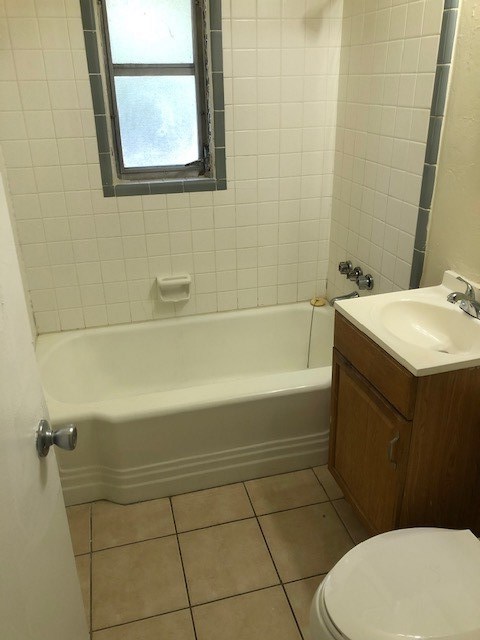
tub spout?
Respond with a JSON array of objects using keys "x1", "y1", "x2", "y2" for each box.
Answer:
[{"x1": 329, "y1": 291, "x2": 360, "y2": 306}]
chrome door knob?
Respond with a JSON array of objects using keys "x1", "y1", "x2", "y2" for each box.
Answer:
[{"x1": 36, "y1": 420, "x2": 77, "y2": 458}]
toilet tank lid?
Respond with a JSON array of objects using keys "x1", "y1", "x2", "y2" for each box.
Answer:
[{"x1": 323, "y1": 527, "x2": 480, "y2": 640}]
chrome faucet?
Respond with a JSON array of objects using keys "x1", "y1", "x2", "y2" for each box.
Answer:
[
  {"x1": 447, "y1": 276, "x2": 480, "y2": 319},
  {"x1": 329, "y1": 291, "x2": 360, "y2": 307}
]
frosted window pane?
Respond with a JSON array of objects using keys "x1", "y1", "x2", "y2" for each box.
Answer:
[
  {"x1": 106, "y1": 0, "x2": 193, "y2": 64},
  {"x1": 115, "y1": 76, "x2": 199, "y2": 168}
]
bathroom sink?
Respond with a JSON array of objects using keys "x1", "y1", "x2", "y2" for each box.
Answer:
[
  {"x1": 333, "y1": 270, "x2": 480, "y2": 376},
  {"x1": 377, "y1": 300, "x2": 480, "y2": 355}
]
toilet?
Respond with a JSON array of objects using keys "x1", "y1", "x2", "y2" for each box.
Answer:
[{"x1": 310, "y1": 527, "x2": 480, "y2": 640}]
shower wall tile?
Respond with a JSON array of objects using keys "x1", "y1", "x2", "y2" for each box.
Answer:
[
  {"x1": 327, "y1": 0, "x2": 444, "y2": 299},
  {"x1": 1, "y1": 0, "x2": 343, "y2": 334}
]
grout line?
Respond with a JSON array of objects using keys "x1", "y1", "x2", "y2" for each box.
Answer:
[
  {"x1": 330, "y1": 499, "x2": 357, "y2": 547},
  {"x1": 282, "y1": 581, "x2": 306, "y2": 640},
  {"x1": 78, "y1": 465, "x2": 348, "y2": 636},
  {"x1": 242, "y1": 479, "x2": 305, "y2": 639},
  {"x1": 92, "y1": 577, "x2": 331, "y2": 634},
  {"x1": 191, "y1": 583, "x2": 281, "y2": 609},
  {"x1": 169, "y1": 496, "x2": 199, "y2": 640},
  {"x1": 91, "y1": 530, "x2": 177, "y2": 553},
  {"x1": 91, "y1": 605, "x2": 192, "y2": 633},
  {"x1": 283, "y1": 572, "x2": 326, "y2": 587},
  {"x1": 311, "y1": 465, "x2": 335, "y2": 497},
  {"x1": 89, "y1": 504, "x2": 93, "y2": 639},
  {"x1": 330, "y1": 499, "x2": 362, "y2": 547},
  {"x1": 89, "y1": 492, "x2": 334, "y2": 555}
]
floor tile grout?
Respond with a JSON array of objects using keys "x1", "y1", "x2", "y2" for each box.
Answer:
[
  {"x1": 91, "y1": 530, "x2": 177, "y2": 554},
  {"x1": 91, "y1": 605, "x2": 192, "y2": 633},
  {"x1": 283, "y1": 572, "x2": 326, "y2": 587},
  {"x1": 330, "y1": 499, "x2": 358, "y2": 547},
  {"x1": 88, "y1": 504, "x2": 93, "y2": 639},
  {"x1": 169, "y1": 496, "x2": 199, "y2": 640},
  {"x1": 242, "y1": 480, "x2": 306, "y2": 639},
  {"x1": 80, "y1": 465, "x2": 355, "y2": 637},
  {"x1": 191, "y1": 582, "x2": 282, "y2": 609},
  {"x1": 88, "y1": 498, "x2": 336, "y2": 555}
]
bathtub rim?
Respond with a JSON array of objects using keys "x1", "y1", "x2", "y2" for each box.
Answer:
[
  {"x1": 36, "y1": 300, "x2": 332, "y2": 351},
  {"x1": 36, "y1": 301, "x2": 334, "y2": 425},
  {"x1": 43, "y1": 365, "x2": 332, "y2": 425}
]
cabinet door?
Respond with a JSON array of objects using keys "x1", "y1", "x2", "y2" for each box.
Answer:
[{"x1": 329, "y1": 349, "x2": 412, "y2": 533}]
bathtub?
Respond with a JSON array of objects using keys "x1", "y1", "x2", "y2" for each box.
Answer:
[{"x1": 36, "y1": 302, "x2": 334, "y2": 505}]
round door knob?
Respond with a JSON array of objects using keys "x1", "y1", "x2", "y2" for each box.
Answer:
[{"x1": 36, "y1": 420, "x2": 77, "y2": 458}]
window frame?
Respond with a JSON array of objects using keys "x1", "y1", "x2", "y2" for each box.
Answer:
[
  {"x1": 79, "y1": 0, "x2": 226, "y2": 197},
  {"x1": 99, "y1": 0, "x2": 210, "y2": 181}
]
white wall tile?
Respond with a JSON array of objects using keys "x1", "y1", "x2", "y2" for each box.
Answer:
[
  {"x1": 327, "y1": 0, "x2": 442, "y2": 299},
  {"x1": 4, "y1": 0, "x2": 341, "y2": 332}
]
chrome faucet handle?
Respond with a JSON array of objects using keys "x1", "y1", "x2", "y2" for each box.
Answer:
[
  {"x1": 460, "y1": 299, "x2": 480, "y2": 318},
  {"x1": 456, "y1": 276, "x2": 475, "y2": 300},
  {"x1": 357, "y1": 274, "x2": 374, "y2": 290},
  {"x1": 338, "y1": 261, "x2": 352, "y2": 275},
  {"x1": 348, "y1": 266, "x2": 363, "y2": 281}
]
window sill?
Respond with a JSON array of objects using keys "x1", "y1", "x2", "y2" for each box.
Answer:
[{"x1": 102, "y1": 176, "x2": 227, "y2": 198}]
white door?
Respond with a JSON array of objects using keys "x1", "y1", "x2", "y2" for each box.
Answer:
[{"x1": 0, "y1": 164, "x2": 89, "y2": 639}]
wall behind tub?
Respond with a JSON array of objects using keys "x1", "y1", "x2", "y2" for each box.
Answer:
[
  {"x1": 0, "y1": 0, "x2": 342, "y2": 335},
  {"x1": 327, "y1": 0, "x2": 444, "y2": 298}
]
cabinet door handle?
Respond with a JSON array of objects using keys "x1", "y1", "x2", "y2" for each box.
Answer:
[{"x1": 388, "y1": 433, "x2": 400, "y2": 468}]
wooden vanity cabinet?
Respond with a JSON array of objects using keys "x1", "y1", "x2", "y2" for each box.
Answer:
[{"x1": 329, "y1": 312, "x2": 480, "y2": 535}]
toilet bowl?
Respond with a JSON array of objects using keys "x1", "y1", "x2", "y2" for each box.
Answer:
[{"x1": 310, "y1": 527, "x2": 480, "y2": 640}]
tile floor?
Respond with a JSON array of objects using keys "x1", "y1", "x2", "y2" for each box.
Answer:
[{"x1": 67, "y1": 466, "x2": 370, "y2": 640}]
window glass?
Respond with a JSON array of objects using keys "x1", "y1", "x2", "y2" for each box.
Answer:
[
  {"x1": 114, "y1": 75, "x2": 199, "y2": 168},
  {"x1": 84, "y1": 0, "x2": 226, "y2": 193},
  {"x1": 105, "y1": 0, "x2": 194, "y2": 64}
]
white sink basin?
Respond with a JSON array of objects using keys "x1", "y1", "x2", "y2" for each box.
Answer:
[
  {"x1": 334, "y1": 271, "x2": 480, "y2": 376},
  {"x1": 378, "y1": 300, "x2": 480, "y2": 355}
]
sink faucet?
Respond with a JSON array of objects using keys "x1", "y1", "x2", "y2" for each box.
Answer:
[
  {"x1": 447, "y1": 276, "x2": 480, "y2": 319},
  {"x1": 329, "y1": 291, "x2": 360, "y2": 307}
]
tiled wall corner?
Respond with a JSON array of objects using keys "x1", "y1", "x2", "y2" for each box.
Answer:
[
  {"x1": 409, "y1": 0, "x2": 459, "y2": 288},
  {"x1": 327, "y1": 0, "x2": 445, "y2": 299},
  {"x1": 1, "y1": 0, "x2": 343, "y2": 334}
]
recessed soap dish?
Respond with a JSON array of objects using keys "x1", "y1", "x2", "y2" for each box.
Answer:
[{"x1": 156, "y1": 274, "x2": 191, "y2": 303}]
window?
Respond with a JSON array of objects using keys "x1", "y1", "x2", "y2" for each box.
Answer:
[{"x1": 80, "y1": 0, "x2": 226, "y2": 196}]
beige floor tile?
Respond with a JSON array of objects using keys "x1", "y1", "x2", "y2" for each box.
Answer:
[
  {"x1": 75, "y1": 554, "x2": 91, "y2": 629},
  {"x1": 193, "y1": 586, "x2": 302, "y2": 640},
  {"x1": 67, "y1": 504, "x2": 91, "y2": 556},
  {"x1": 92, "y1": 536, "x2": 188, "y2": 630},
  {"x1": 92, "y1": 609, "x2": 195, "y2": 640},
  {"x1": 285, "y1": 576, "x2": 324, "y2": 640},
  {"x1": 172, "y1": 483, "x2": 254, "y2": 532},
  {"x1": 92, "y1": 498, "x2": 175, "y2": 550},
  {"x1": 179, "y1": 519, "x2": 279, "y2": 605},
  {"x1": 332, "y1": 499, "x2": 371, "y2": 544},
  {"x1": 259, "y1": 503, "x2": 353, "y2": 582},
  {"x1": 313, "y1": 466, "x2": 344, "y2": 500},
  {"x1": 245, "y1": 469, "x2": 328, "y2": 515}
]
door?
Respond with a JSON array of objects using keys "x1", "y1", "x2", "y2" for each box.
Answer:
[
  {"x1": 329, "y1": 349, "x2": 412, "y2": 533},
  {"x1": 0, "y1": 165, "x2": 89, "y2": 639}
]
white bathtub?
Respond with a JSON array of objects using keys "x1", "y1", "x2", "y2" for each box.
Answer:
[{"x1": 36, "y1": 302, "x2": 334, "y2": 505}]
